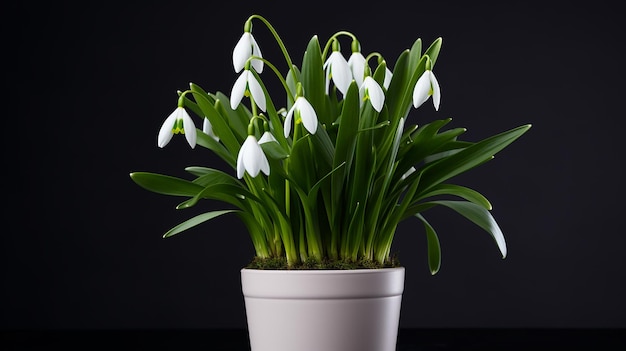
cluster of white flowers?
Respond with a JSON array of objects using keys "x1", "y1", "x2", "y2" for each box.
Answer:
[{"x1": 157, "y1": 26, "x2": 441, "y2": 180}]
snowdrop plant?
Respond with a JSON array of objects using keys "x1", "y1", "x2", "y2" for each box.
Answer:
[{"x1": 130, "y1": 14, "x2": 531, "y2": 273}]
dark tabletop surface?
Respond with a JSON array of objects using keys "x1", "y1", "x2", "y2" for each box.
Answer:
[{"x1": 2, "y1": 328, "x2": 624, "y2": 350}]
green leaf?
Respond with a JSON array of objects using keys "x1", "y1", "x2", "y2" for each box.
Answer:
[
  {"x1": 392, "y1": 119, "x2": 465, "y2": 194},
  {"x1": 176, "y1": 183, "x2": 260, "y2": 210},
  {"x1": 286, "y1": 65, "x2": 301, "y2": 107},
  {"x1": 310, "y1": 161, "x2": 345, "y2": 199},
  {"x1": 130, "y1": 172, "x2": 204, "y2": 197},
  {"x1": 407, "y1": 38, "x2": 422, "y2": 73},
  {"x1": 345, "y1": 201, "x2": 364, "y2": 260},
  {"x1": 415, "y1": 213, "x2": 441, "y2": 275},
  {"x1": 186, "y1": 166, "x2": 226, "y2": 177},
  {"x1": 379, "y1": 116, "x2": 405, "y2": 199},
  {"x1": 260, "y1": 140, "x2": 290, "y2": 160},
  {"x1": 401, "y1": 201, "x2": 438, "y2": 220},
  {"x1": 398, "y1": 54, "x2": 428, "y2": 121},
  {"x1": 333, "y1": 81, "x2": 360, "y2": 169},
  {"x1": 214, "y1": 91, "x2": 250, "y2": 141},
  {"x1": 300, "y1": 35, "x2": 328, "y2": 125},
  {"x1": 424, "y1": 37, "x2": 443, "y2": 69},
  {"x1": 414, "y1": 183, "x2": 492, "y2": 210},
  {"x1": 289, "y1": 135, "x2": 316, "y2": 192},
  {"x1": 310, "y1": 122, "x2": 335, "y2": 169},
  {"x1": 186, "y1": 167, "x2": 242, "y2": 187},
  {"x1": 163, "y1": 210, "x2": 239, "y2": 238},
  {"x1": 332, "y1": 81, "x2": 359, "y2": 207},
  {"x1": 385, "y1": 49, "x2": 410, "y2": 120},
  {"x1": 194, "y1": 130, "x2": 236, "y2": 168},
  {"x1": 416, "y1": 124, "x2": 532, "y2": 195},
  {"x1": 411, "y1": 118, "x2": 454, "y2": 144},
  {"x1": 348, "y1": 104, "x2": 378, "y2": 213},
  {"x1": 428, "y1": 200, "x2": 507, "y2": 259},
  {"x1": 236, "y1": 211, "x2": 270, "y2": 257},
  {"x1": 189, "y1": 84, "x2": 242, "y2": 156},
  {"x1": 372, "y1": 60, "x2": 387, "y2": 88}
]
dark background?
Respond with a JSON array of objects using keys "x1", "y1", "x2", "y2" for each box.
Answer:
[{"x1": 3, "y1": 0, "x2": 625, "y2": 331}]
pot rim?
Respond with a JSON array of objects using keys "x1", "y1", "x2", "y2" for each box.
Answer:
[
  {"x1": 240, "y1": 266, "x2": 405, "y2": 274},
  {"x1": 241, "y1": 266, "x2": 405, "y2": 298}
]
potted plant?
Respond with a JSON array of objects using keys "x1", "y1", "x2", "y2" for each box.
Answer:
[{"x1": 130, "y1": 14, "x2": 531, "y2": 351}]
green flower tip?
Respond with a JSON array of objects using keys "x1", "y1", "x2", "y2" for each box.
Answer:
[{"x1": 351, "y1": 39, "x2": 360, "y2": 53}]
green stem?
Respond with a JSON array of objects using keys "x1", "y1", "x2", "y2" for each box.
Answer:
[
  {"x1": 249, "y1": 90, "x2": 258, "y2": 118},
  {"x1": 177, "y1": 90, "x2": 192, "y2": 107},
  {"x1": 365, "y1": 52, "x2": 383, "y2": 63},
  {"x1": 247, "y1": 14, "x2": 297, "y2": 84},
  {"x1": 321, "y1": 31, "x2": 358, "y2": 59},
  {"x1": 247, "y1": 56, "x2": 296, "y2": 104}
]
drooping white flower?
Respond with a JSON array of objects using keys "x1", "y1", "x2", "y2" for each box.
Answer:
[
  {"x1": 284, "y1": 96, "x2": 318, "y2": 138},
  {"x1": 237, "y1": 135, "x2": 270, "y2": 178},
  {"x1": 323, "y1": 51, "x2": 352, "y2": 95},
  {"x1": 230, "y1": 70, "x2": 267, "y2": 112},
  {"x1": 412, "y1": 70, "x2": 441, "y2": 111},
  {"x1": 258, "y1": 131, "x2": 277, "y2": 144},
  {"x1": 348, "y1": 51, "x2": 367, "y2": 87},
  {"x1": 359, "y1": 76, "x2": 385, "y2": 112},
  {"x1": 202, "y1": 117, "x2": 219, "y2": 141},
  {"x1": 383, "y1": 67, "x2": 393, "y2": 89},
  {"x1": 232, "y1": 32, "x2": 263, "y2": 73},
  {"x1": 157, "y1": 107, "x2": 197, "y2": 149}
]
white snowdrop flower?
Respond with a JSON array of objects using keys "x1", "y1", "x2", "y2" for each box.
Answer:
[
  {"x1": 202, "y1": 117, "x2": 219, "y2": 141},
  {"x1": 258, "y1": 131, "x2": 277, "y2": 144},
  {"x1": 236, "y1": 135, "x2": 270, "y2": 178},
  {"x1": 232, "y1": 32, "x2": 263, "y2": 73},
  {"x1": 412, "y1": 70, "x2": 441, "y2": 111},
  {"x1": 348, "y1": 51, "x2": 367, "y2": 87},
  {"x1": 323, "y1": 51, "x2": 352, "y2": 95},
  {"x1": 283, "y1": 96, "x2": 318, "y2": 138},
  {"x1": 359, "y1": 76, "x2": 385, "y2": 112},
  {"x1": 230, "y1": 70, "x2": 267, "y2": 112},
  {"x1": 157, "y1": 107, "x2": 197, "y2": 149},
  {"x1": 383, "y1": 67, "x2": 393, "y2": 89}
]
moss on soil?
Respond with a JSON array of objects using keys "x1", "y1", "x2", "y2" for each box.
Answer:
[{"x1": 245, "y1": 254, "x2": 401, "y2": 270}]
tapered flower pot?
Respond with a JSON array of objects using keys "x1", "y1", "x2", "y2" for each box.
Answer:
[{"x1": 241, "y1": 267, "x2": 405, "y2": 351}]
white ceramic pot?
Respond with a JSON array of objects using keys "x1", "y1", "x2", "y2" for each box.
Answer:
[{"x1": 241, "y1": 267, "x2": 405, "y2": 351}]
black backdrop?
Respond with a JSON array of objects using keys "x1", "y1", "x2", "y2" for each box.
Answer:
[{"x1": 3, "y1": 0, "x2": 625, "y2": 330}]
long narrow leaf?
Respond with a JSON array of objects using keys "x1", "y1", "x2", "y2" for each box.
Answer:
[
  {"x1": 415, "y1": 213, "x2": 441, "y2": 275},
  {"x1": 385, "y1": 49, "x2": 410, "y2": 120},
  {"x1": 423, "y1": 37, "x2": 443, "y2": 69},
  {"x1": 426, "y1": 200, "x2": 507, "y2": 258},
  {"x1": 176, "y1": 183, "x2": 261, "y2": 210},
  {"x1": 332, "y1": 81, "x2": 359, "y2": 207},
  {"x1": 300, "y1": 35, "x2": 328, "y2": 125},
  {"x1": 194, "y1": 131, "x2": 236, "y2": 168},
  {"x1": 163, "y1": 210, "x2": 239, "y2": 238},
  {"x1": 289, "y1": 135, "x2": 316, "y2": 192},
  {"x1": 414, "y1": 184, "x2": 492, "y2": 210},
  {"x1": 189, "y1": 84, "x2": 242, "y2": 155},
  {"x1": 236, "y1": 211, "x2": 270, "y2": 258},
  {"x1": 407, "y1": 38, "x2": 422, "y2": 73},
  {"x1": 130, "y1": 172, "x2": 205, "y2": 197},
  {"x1": 416, "y1": 124, "x2": 532, "y2": 194}
]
